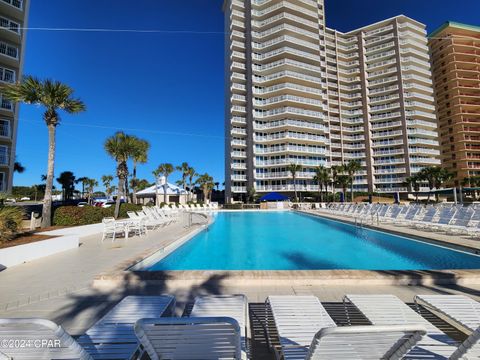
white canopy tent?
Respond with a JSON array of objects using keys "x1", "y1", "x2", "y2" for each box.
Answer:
[{"x1": 135, "y1": 176, "x2": 192, "y2": 204}]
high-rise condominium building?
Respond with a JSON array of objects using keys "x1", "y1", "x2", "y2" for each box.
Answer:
[
  {"x1": 224, "y1": 0, "x2": 440, "y2": 202},
  {"x1": 429, "y1": 22, "x2": 480, "y2": 186},
  {"x1": 0, "y1": 0, "x2": 29, "y2": 193}
]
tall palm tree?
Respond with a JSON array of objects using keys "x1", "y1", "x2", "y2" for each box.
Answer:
[
  {"x1": 152, "y1": 168, "x2": 162, "y2": 205},
  {"x1": 154, "y1": 163, "x2": 174, "y2": 204},
  {"x1": 186, "y1": 166, "x2": 197, "y2": 202},
  {"x1": 404, "y1": 174, "x2": 421, "y2": 203},
  {"x1": 417, "y1": 167, "x2": 436, "y2": 203},
  {"x1": 287, "y1": 163, "x2": 302, "y2": 202},
  {"x1": 336, "y1": 175, "x2": 350, "y2": 202},
  {"x1": 101, "y1": 175, "x2": 114, "y2": 197},
  {"x1": 75, "y1": 177, "x2": 88, "y2": 198},
  {"x1": 343, "y1": 160, "x2": 362, "y2": 202},
  {"x1": 196, "y1": 173, "x2": 214, "y2": 203},
  {"x1": 313, "y1": 165, "x2": 330, "y2": 202},
  {"x1": 3, "y1": 76, "x2": 85, "y2": 227},
  {"x1": 176, "y1": 162, "x2": 190, "y2": 194},
  {"x1": 104, "y1": 131, "x2": 136, "y2": 218},
  {"x1": 130, "y1": 138, "x2": 150, "y2": 204},
  {"x1": 330, "y1": 164, "x2": 341, "y2": 199},
  {"x1": 84, "y1": 178, "x2": 98, "y2": 204}
]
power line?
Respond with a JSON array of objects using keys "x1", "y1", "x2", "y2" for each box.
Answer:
[
  {"x1": 14, "y1": 26, "x2": 480, "y2": 41},
  {"x1": 20, "y1": 118, "x2": 225, "y2": 139}
]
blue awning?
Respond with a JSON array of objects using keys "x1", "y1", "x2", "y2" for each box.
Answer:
[{"x1": 259, "y1": 192, "x2": 289, "y2": 202}]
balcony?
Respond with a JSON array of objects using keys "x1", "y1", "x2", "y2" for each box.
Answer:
[
  {"x1": 231, "y1": 174, "x2": 247, "y2": 181},
  {"x1": 0, "y1": 119, "x2": 10, "y2": 138},
  {"x1": 231, "y1": 163, "x2": 247, "y2": 170},
  {"x1": 0, "y1": 16, "x2": 20, "y2": 35},
  {"x1": 254, "y1": 119, "x2": 326, "y2": 132},
  {"x1": 252, "y1": 12, "x2": 318, "y2": 30},
  {"x1": 0, "y1": 96, "x2": 13, "y2": 111},
  {"x1": 0, "y1": 0, "x2": 22, "y2": 10},
  {"x1": 254, "y1": 107, "x2": 325, "y2": 120},
  {"x1": 231, "y1": 186, "x2": 247, "y2": 193},
  {"x1": 0, "y1": 40, "x2": 18, "y2": 60},
  {"x1": 0, "y1": 66, "x2": 14, "y2": 83}
]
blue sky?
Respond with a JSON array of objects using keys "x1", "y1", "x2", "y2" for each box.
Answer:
[{"x1": 14, "y1": 0, "x2": 480, "y2": 189}]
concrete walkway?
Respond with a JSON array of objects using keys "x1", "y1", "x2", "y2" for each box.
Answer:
[{"x1": 0, "y1": 215, "x2": 200, "y2": 332}]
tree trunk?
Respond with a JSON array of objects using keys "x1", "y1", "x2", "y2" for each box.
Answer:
[
  {"x1": 350, "y1": 177, "x2": 354, "y2": 202},
  {"x1": 293, "y1": 175, "x2": 297, "y2": 202},
  {"x1": 41, "y1": 125, "x2": 56, "y2": 228},
  {"x1": 114, "y1": 163, "x2": 124, "y2": 219},
  {"x1": 163, "y1": 176, "x2": 168, "y2": 204},
  {"x1": 132, "y1": 162, "x2": 137, "y2": 204},
  {"x1": 318, "y1": 183, "x2": 322, "y2": 202}
]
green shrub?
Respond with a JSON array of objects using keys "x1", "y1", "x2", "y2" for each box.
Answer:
[
  {"x1": 0, "y1": 206, "x2": 24, "y2": 243},
  {"x1": 53, "y1": 203, "x2": 143, "y2": 226},
  {"x1": 116, "y1": 203, "x2": 143, "y2": 218}
]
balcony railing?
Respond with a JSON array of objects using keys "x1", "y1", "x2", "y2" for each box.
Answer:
[
  {"x1": 0, "y1": 41, "x2": 18, "y2": 59},
  {"x1": 0, "y1": 0, "x2": 22, "y2": 10}
]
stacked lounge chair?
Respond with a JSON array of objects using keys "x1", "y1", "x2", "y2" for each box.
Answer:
[
  {"x1": 134, "y1": 294, "x2": 249, "y2": 359},
  {"x1": 266, "y1": 295, "x2": 425, "y2": 360}
]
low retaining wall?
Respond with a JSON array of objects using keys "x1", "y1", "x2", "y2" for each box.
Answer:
[
  {"x1": 0, "y1": 223, "x2": 104, "y2": 269},
  {"x1": 0, "y1": 235, "x2": 79, "y2": 268}
]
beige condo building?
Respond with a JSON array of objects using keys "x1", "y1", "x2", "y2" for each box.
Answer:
[
  {"x1": 224, "y1": 0, "x2": 440, "y2": 202},
  {"x1": 0, "y1": 0, "x2": 29, "y2": 193},
  {"x1": 429, "y1": 22, "x2": 480, "y2": 186}
]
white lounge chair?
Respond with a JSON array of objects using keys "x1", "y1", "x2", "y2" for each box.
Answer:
[
  {"x1": 266, "y1": 295, "x2": 425, "y2": 360},
  {"x1": 191, "y1": 295, "x2": 249, "y2": 359},
  {"x1": 101, "y1": 217, "x2": 125, "y2": 242},
  {"x1": 344, "y1": 294, "x2": 458, "y2": 359},
  {"x1": 414, "y1": 294, "x2": 480, "y2": 334},
  {"x1": 414, "y1": 294, "x2": 480, "y2": 359},
  {"x1": 0, "y1": 318, "x2": 93, "y2": 360},
  {"x1": 77, "y1": 295, "x2": 175, "y2": 360},
  {"x1": 135, "y1": 317, "x2": 242, "y2": 359}
]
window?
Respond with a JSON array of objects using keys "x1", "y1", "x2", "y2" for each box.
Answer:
[
  {"x1": 0, "y1": 67, "x2": 15, "y2": 83},
  {"x1": 0, "y1": 41, "x2": 18, "y2": 59},
  {"x1": 0, "y1": 172, "x2": 4, "y2": 192},
  {"x1": 0, "y1": 145, "x2": 8, "y2": 165},
  {"x1": 0, "y1": 119, "x2": 9, "y2": 137}
]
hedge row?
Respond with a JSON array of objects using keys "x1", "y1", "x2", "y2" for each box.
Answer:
[{"x1": 53, "y1": 203, "x2": 143, "y2": 226}]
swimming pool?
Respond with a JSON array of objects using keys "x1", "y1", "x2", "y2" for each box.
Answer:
[{"x1": 144, "y1": 211, "x2": 480, "y2": 271}]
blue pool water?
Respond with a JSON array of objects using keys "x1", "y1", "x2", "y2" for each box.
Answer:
[{"x1": 145, "y1": 212, "x2": 480, "y2": 271}]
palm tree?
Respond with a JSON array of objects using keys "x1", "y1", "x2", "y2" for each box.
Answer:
[
  {"x1": 152, "y1": 168, "x2": 162, "y2": 205},
  {"x1": 287, "y1": 163, "x2": 302, "y2": 202},
  {"x1": 101, "y1": 175, "x2": 114, "y2": 197},
  {"x1": 186, "y1": 166, "x2": 197, "y2": 202},
  {"x1": 404, "y1": 174, "x2": 421, "y2": 203},
  {"x1": 56, "y1": 171, "x2": 76, "y2": 201},
  {"x1": 13, "y1": 161, "x2": 25, "y2": 173},
  {"x1": 330, "y1": 165, "x2": 341, "y2": 199},
  {"x1": 313, "y1": 165, "x2": 331, "y2": 202},
  {"x1": 84, "y1": 178, "x2": 98, "y2": 204},
  {"x1": 196, "y1": 173, "x2": 214, "y2": 203},
  {"x1": 3, "y1": 76, "x2": 86, "y2": 227},
  {"x1": 75, "y1": 177, "x2": 88, "y2": 198},
  {"x1": 130, "y1": 138, "x2": 150, "y2": 204},
  {"x1": 154, "y1": 163, "x2": 174, "y2": 204},
  {"x1": 343, "y1": 160, "x2": 362, "y2": 202},
  {"x1": 417, "y1": 167, "x2": 436, "y2": 203},
  {"x1": 434, "y1": 168, "x2": 454, "y2": 202},
  {"x1": 336, "y1": 175, "x2": 350, "y2": 202},
  {"x1": 176, "y1": 162, "x2": 190, "y2": 194},
  {"x1": 104, "y1": 131, "x2": 136, "y2": 218}
]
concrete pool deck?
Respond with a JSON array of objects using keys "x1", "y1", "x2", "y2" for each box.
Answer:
[{"x1": 2, "y1": 209, "x2": 480, "y2": 338}]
